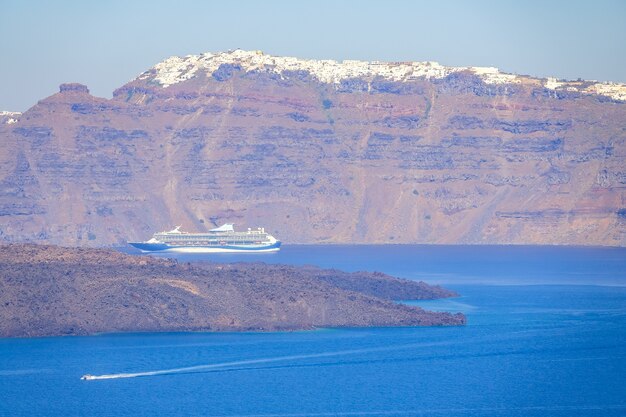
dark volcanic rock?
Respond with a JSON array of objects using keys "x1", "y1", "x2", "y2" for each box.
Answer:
[
  {"x1": 59, "y1": 83, "x2": 90, "y2": 94},
  {"x1": 0, "y1": 244, "x2": 465, "y2": 337},
  {"x1": 296, "y1": 267, "x2": 457, "y2": 300}
]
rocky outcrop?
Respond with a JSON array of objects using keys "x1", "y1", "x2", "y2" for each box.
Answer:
[
  {"x1": 0, "y1": 244, "x2": 464, "y2": 337},
  {"x1": 0, "y1": 50, "x2": 624, "y2": 246},
  {"x1": 59, "y1": 83, "x2": 90, "y2": 94}
]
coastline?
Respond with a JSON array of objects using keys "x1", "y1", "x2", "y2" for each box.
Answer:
[{"x1": 0, "y1": 244, "x2": 465, "y2": 338}]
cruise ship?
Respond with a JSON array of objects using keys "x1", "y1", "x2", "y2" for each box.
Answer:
[{"x1": 128, "y1": 224, "x2": 281, "y2": 253}]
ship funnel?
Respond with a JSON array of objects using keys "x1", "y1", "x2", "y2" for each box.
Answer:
[{"x1": 210, "y1": 223, "x2": 235, "y2": 232}]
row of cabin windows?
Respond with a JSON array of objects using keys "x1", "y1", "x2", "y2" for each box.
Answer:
[
  {"x1": 164, "y1": 241, "x2": 267, "y2": 245},
  {"x1": 157, "y1": 234, "x2": 266, "y2": 240}
]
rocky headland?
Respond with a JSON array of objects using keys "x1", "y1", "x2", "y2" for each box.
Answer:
[
  {"x1": 1, "y1": 50, "x2": 624, "y2": 246},
  {"x1": 0, "y1": 244, "x2": 465, "y2": 337}
]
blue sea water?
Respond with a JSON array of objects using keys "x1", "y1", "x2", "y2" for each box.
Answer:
[{"x1": 1, "y1": 245, "x2": 625, "y2": 416}]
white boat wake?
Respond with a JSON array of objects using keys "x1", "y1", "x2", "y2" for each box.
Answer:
[
  {"x1": 81, "y1": 347, "x2": 388, "y2": 380},
  {"x1": 80, "y1": 330, "x2": 563, "y2": 381},
  {"x1": 80, "y1": 339, "x2": 466, "y2": 381}
]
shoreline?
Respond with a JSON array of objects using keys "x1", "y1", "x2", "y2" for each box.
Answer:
[{"x1": 0, "y1": 244, "x2": 465, "y2": 338}]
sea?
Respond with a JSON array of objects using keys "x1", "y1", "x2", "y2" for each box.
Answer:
[{"x1": 1, "y1": 245, "x2": 625, "y2": 417}]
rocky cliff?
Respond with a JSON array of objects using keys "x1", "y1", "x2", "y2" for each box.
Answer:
[
  {"x1": 1, "y1": 50, "x2": 624, "y2": 246},
  {"x1": 0, "y1": 244, "x2": 464, "y2": 337}
]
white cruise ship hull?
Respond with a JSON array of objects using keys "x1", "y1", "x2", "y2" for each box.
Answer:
[
  {"x1": 128, "y1": 241, "x2": 281, "y2": 253},
  {"x1": 128, "y1": 224, "x2": 281, "y2": 253}
]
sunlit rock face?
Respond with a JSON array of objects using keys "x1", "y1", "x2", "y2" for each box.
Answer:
[{"x1": 1, "y1": 50, "x2": 625, "y2": 246}]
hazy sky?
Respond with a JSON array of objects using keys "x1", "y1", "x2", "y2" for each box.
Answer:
[{"x1": 1, "y1": 0, "x2": 625, "y2": 111}]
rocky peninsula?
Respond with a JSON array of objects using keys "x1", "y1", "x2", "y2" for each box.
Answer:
[{"x1": 0, "y1": 244, "x2": 465, "y2": 337}]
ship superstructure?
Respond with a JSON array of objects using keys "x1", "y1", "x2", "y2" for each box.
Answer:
[{"x1": 129, "y1": 224, "x2": 281, "y2": 253}]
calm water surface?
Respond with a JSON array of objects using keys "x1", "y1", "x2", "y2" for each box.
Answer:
[{"x1": 1, "y1": 245, "x2": 625, "y2": 416}]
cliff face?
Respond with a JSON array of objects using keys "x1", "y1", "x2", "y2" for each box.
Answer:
[{"x1": 1, "y1": 50, "x2": 624, "y2": 246}]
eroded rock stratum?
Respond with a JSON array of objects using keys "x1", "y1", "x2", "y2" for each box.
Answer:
[{"x1": 0, "y1": 50, "x2": 624, "y2": 246}]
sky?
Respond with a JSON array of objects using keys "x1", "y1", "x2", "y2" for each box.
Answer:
[{"x1": 1, "y1": 0, "x2": 625, "y2": 111}]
